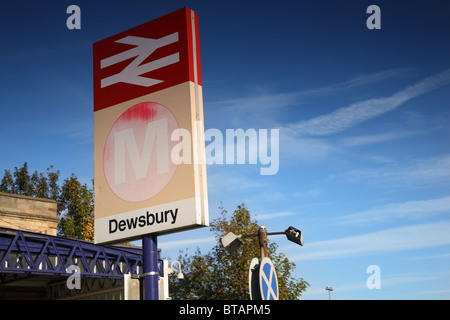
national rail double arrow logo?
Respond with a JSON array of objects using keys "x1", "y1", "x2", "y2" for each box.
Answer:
[{"x1": 100, "y1": 33, "x2": 180, "y2": 88}]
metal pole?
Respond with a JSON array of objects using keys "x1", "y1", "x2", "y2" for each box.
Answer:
[
  {"x1": 142, "y1": 234, "x2": 159, "y2": 300},
  {"x1": 325, "y1": 286, "x2": 333, "y2": 300},
  {"x1": 258, "y1": 226, "x2": 269, "y2": 258}
]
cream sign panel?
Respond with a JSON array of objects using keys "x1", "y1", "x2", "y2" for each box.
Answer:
[{"x1": 93, "y1": 8, "x2": 208, "y2": 244}]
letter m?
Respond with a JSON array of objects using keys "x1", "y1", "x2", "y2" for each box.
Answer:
[{"x1": 114, "y1": 118, "x2": 169, "y2": 185}]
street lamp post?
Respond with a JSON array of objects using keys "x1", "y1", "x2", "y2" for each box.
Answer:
[
  {"x1": 325, "y1": 286, "x2": 334, "y2": 300},
  {"x1": 220, "y1": 225, "x2": 304, "y2": 301},
  {"x1": 258, "y1": 226, "x2": 269, "y2": 258}
]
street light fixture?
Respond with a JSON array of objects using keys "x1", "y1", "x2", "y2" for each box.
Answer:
[
  {"x1": 285, "y1": 226, "x2": 304, "y2": 246},
  {"x1": 220, "y1": 225, "x2": 304, "y2": 256},
  {"x1": 220, "y1": 232, "x2": 243, "y2": 253},
  {"x1": 166, "y1": 261, "x2": 184, "y2": 280}
]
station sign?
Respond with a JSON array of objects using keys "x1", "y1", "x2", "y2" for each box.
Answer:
[{"x1": 93, "y1": 8, "x2": 208, "y2": 244}]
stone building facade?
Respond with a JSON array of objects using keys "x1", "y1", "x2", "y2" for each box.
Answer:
[{"x1": 0, "y1": 192, "x2": 58, "y2": 235}]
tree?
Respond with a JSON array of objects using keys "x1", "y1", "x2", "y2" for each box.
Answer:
[
  {"x1": 168, "y1": 204, "x2": 309, "y2": 300},
  {"x1": 30, "y1": 170, "x2": 48, "y2": 198},
  {"x1": 0, "y1": 170, "x2": 14, "y2": 193},
  {"x1": 0, "y1": 163, "x2": 94, "y2": 241},
  {"x1": 57, "y1": 174, "x2": 94, "y2": 241},
  {"x1": 13, "y1": 162, "x2": 32, "y2": 196},
  {"x1": 0, "y1": 163, "x2": 60, "y2": 200}
]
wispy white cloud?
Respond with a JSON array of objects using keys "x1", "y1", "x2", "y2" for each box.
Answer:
[
  {"x1": 338, "y1": 196, "x2": 450, "y2": 224},
  {"x1": 381, "y1": 273, "x2": 440, "y2": 286},
  {"x1": 256, "y1": 211, "x2": 294, "y2": 221},
  {"x1": 206, "y1": 68, "x2": 426, "y2": 162},
  {"x1": 338, "y1": 68, "x2": 415, "y2": 89},
  {"x1": 207, "y1": 91, "x2": 298, "y2": 128},
  {"x1": 207, "y1": 68, "x2": 413, "y2": 128},
  {"x1": 288, "y1": 69, "x2": 450, "y2": 136},
  {"x1": 297, "y1": 67, "x2": 415, "y2": 96},
  {"x1": 279, "y1": 134, "x2": 337, "y2": 162},
  {"x1": 331, "y1": 154, "x2": 450, "y2": 189},
  {"x1": 291, "y1": 220, "x2": 450, "y2": 261},
  {"x1": 404, "y1": 253, "x2": 450, "y2": 261},
  {"x1": 293, "y1": 188, "x2": 321, "y2": 199},
  {"x1": 206, "y1": 167, "x2": 266, "y2": 194},
  {"x1": 340, "y1": 130, "x2": 417, "y2": 147}
]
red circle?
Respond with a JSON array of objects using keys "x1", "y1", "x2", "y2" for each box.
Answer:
[{"x1": 103, "y1": 102, "x2": 179, "y2": 202}]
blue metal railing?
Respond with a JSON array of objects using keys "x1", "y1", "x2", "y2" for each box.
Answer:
[{"x1": 0, "y1": 227, "x2": 144, "y2": 280}]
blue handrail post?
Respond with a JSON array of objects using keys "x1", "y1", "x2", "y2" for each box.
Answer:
[{"x1": 142, "y1": 234, "x2": 159, "y2": 300}]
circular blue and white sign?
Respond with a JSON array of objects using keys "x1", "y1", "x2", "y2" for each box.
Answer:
[{"x1": 259, "y1": 257, "x2": 279, "y2": 300}]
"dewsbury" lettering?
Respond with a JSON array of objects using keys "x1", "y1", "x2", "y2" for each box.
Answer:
[{"x1": 109, "y1": 208, "x2": 178, "y2": 233}]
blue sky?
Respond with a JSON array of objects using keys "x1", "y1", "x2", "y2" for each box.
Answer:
[{"x1": 1, "y1": 0, "x2": 450, "y2": 299}]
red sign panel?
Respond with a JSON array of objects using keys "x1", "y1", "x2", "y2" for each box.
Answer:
[{"x1": 93, "y1": 7, "x2": 201, "y2": 112}]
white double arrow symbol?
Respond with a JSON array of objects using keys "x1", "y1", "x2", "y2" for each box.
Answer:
[{"x1": 100, "y1": 33, "x2": 179, "y2": 88}]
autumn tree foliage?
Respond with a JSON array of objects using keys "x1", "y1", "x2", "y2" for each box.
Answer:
[
  {"x1": 0, "y1": 162, "x2": 94, "y2": 241},
  {"x1": 57, "y1": 174, "x2": 94, "y2": 241},
  {"x1": 169, "y1": 204, "x2": 309, "y2": 300}
]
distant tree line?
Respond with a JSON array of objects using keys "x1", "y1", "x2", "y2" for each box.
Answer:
[{"x1": 0, "y1": 162, "x2": 94, "y2": 241}]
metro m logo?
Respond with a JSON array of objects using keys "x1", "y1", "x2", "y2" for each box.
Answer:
[
  {"x1": 100, "y1": 33, "x2": 180, "y2": 88},
  {"x1": 114, "y1": 118, "x2": 169, "y2": 185},
  {"x1": 103, "y1": 102, "x2": 179, "y2": 203}
]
